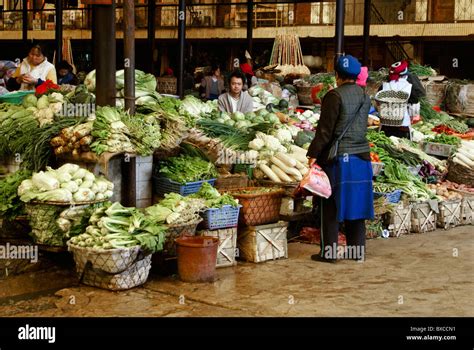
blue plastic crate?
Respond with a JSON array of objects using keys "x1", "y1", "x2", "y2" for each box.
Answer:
[
  {"x1": 153, "y1": 177, "x2": 216, "y2": 197},
  {"x1": 373, "y1": 189, "x2": 402, "y2": 204},
  {"x1": 201, "y1": 205, "x2": 241, "y2": 230}
]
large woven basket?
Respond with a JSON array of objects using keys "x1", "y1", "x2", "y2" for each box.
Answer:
[
  {"x1": 375, "y1": 90, "x2": 409, "y2": 126},
  {"x1": 68, "y1": 244, "x2": 151, "y2": 291},
  {"x1": 227, "y1": 187, "x2": 285, "y2": 226},
  {"x1": 446, "y1": 159, "x2": 474, "y2": 186},
  {"x1": 163, "y1": 216, "x2": 203, "y2": 256}
]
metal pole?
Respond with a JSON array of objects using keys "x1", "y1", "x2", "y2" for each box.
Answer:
[
  {"x1": 177, "y1": 0, "x2": 185, "y2": 98},
  {"x1": 147, "y1": 0, "x2": 156, "y2": 74},
  {"x1": 22, "y1": 0, "x2": 28, "y2": 43},
  {"x1": 247, "y1": 0, "x2": 253, "y2": 56},
  {"x1": 94, "y1": 2, "x2": 116, "y2": 107},
  {"x1": 124, "y1": 0, "x2": 135, "y2": 115},
  {"x1": 55, "y1": 0, "x2": 63, "y2": 64},
  {"x1": 362, "y1": 0, "x2": 371, "y2": 67},
  {"x1": 334, "y1": 0, "x2": 345, "y2": 68}
]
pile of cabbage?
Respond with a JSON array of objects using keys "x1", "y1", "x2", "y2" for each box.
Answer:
[{"x1": 18, "y1": 164, "x2": 114, "y2": 203}]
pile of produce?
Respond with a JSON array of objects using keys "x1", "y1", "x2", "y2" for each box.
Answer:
[
  {"x1": 0, "y1": 169, "x2": 32, "y2": 220},
  {"x1": 257, "y1": 152, "x2": 308, "y2": 183},
  {"x1": 56, "y1": 204, "x2": 104, "y2": 239},
  {"x1": 22, "y1": 92, "x2": 64, "y2": 127},
  {"x1": 452, "y1": 140, "x2": 474, "y2": 170},
  {"x1": 121, "y1": 112, "x2": 161, "y2": 156},
  {"x1": 409, "y1": 62, "x2": 437, "y2": 77},
  {"x1": 180, "y1": 95, "x2": 218, "y2": 119},
  {"x1": 145, "y1": 192, "x2": 206, "y2": 225},
  {"x1": 91, "y1": 106, "x2": 135, "y2": 155},
  {"x1": 84, "y1": 69, "x2": 160, "y2": 107},
  {"x1": 19, "y1": 164, "x2": 113, "y2": 203},
  {"x1": 69, "y1": 202, "x2": 166, "y2": 253},
  {"x1": 0, "y1": 101, "x2": 86, "y2": 171},
  {"x1": 156, "y1": 154, "x2": 218, "y2": 184},
  {"x1": 426, "y1": 134, "x2": 461, "y2": 148},
  {"x1": 189, "y1": 182, "x2": 239, "y2": 208},
  {"x1": 51, "y1": 122, "x2": 94, "y2": 158},
  {"x1": 427, "y1": 183, "x2": 463, "y2": 201},
  {"x1": 138, "y1": 100, "x2": 188, "y2": 152}
]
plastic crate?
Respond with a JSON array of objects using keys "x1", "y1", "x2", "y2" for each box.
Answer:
[
  {"x1": 201, "y1": 205, "x2": 241, "y2": 230},
  {"x1": 0, "y1": 90, "x2": 34, "y2": 104},
  {"x1": 374, "y1": 189, "x2": 402, "y2": 204},
  {"x1": 153, "y1": 177, "x2": 216, "y2": 197}
]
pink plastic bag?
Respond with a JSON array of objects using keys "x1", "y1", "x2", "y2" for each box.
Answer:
[{"x1": 298, "y1": 163, "x2": 332, "y2": 199}]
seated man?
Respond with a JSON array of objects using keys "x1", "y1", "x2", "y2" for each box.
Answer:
[{"x1": 218, "y1": 70, "x2": 254, "y2": 114}]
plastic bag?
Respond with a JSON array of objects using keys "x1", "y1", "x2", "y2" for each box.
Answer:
[{"x1": 297, "y1": 163, "x2": 332, "y2": 199}]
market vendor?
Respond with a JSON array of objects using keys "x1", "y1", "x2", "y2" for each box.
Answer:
[
  {"x1": 379, "y1": 60, "x2": 425, "y2": 139},
  {"x1": 306, "y1": 54, "x2": 374, "y2": 263},
  {"x1": 7, "y1": 43, "x2": 57, "y2": 91},
  {"x1": 200, "y1": 64, "x2": 225, "y2": 101},
  {"x1": 217, "y1": 70, "x2": 254, "y2": 114},
  {"x1": 57, "y1": 60, "x2": 78, "y2": 85}
]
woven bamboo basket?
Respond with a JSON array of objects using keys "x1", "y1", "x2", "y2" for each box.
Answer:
[
  {"x1": 163, "y1": 216, "x2": 203, "y2": 256},
  {"x1": 227, "y1": 187, "x2": 285, "y2": 226},
  {"x1": 375, "y1": 90, "x2": 409, "y2": 126},
  {"x1": 446, "y1": 159, "x2": 474, "y2": 187}
]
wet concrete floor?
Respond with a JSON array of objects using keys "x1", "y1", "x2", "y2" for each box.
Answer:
[{"x1": 0, "y1": 226, "x2": 472, "y2": 317}]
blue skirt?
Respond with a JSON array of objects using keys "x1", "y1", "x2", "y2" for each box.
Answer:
[{"x1": 323, "y1": 155, "x2": 374, "y2": 222}]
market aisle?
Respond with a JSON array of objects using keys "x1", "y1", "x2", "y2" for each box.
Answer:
[{"x1": 1, "y1": 226, "x2": 472, "y2": 317}]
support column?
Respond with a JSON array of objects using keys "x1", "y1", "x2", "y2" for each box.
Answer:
[
  {"x1": 334, "y1": 0, "x2": 345, "y2": 68},
  {"x1": 177, "y1": 0, "x2": 186, "y2": 98},
  {"x1": 55, "y1": 0, "x2": 63, "y2": 64},
  {"x1": 22, "y1": 0, "x2": 28, "y2": 43},
  {"x1": 362, "y1": 0, "x2": 371, "y2": 67},
  {"x1": 94, "y1": 2, "x2": 116, "y2": 106},
  {"x1": 147, "y1": 0, "x2": 156, "y2": 74},
  {"x1": 124, "y1": 0, "x2": 135, "y2": 115},
  {"x1": 247, "y1": 0, "x2": 253, "y2": 56}
]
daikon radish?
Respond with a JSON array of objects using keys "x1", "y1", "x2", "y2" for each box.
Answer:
[
  {"x1": 457, "y1": 148, "x2": 474, "y2": 162},
  {"x1": 271, "y1": 165, "x2": 293, "y2": 182},
  {"x1": 276, "y1": 152, "x2": 297, "y2": 167},
  {"x1": 288, "y1": 152, "x2": 307, "y2": 163},
  {"x1": 270, "y1": 156, "x2": 302, "y2": 180},
  {"x1": 454, "y1": 153, "x2": 474, "y2": 168},
  {"x1": 290, "y1": 145, "x2": 308, "y2": 155},
  {"x1": 259, "y1": 163, "x2": 281, "y2": 182}
]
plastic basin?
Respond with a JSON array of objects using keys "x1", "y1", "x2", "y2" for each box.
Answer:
[{"x1": 175, "y1": 236, "x2": 219, "y2": 283}]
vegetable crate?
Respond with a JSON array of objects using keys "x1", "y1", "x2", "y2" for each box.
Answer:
[
  {"x1": 385, "y1": 203, "x2": 412, "y2": 237},
  {"x1": 201, "y1": 205, "x2": 241, "y2": 230},
  {"x1": 229, "y1": 187, "x2": 285, "y2": 226},
  {"x1": 198, "y1": 227, "x2": 238, "y2": 268},
  {"x1": 374, "y1": 189, "x2": 402, "y2": 204},
  {"x1": 153, "y1": 177, "x2": 216, "y2": 197},
  {"x1": 215, "y1": 174, "x2": 248, "y2": 191},
  {"x1": 437, "y1": 199, "x2": 463, "y2": 229},
  {"x1": 461, "y1": 196, "x2": 474, "y2": 225},
  {"x1": 423, "y1": 142, "x2": 454, "y2": 158},
  {"x1": 237, "y1": 221, "x2": 288, "y2": 263},
  {"x1": 410, "y1": 201, "x2": 438, "y2": 233},
  {"x1": 68, "y1": 244, "x2": 151, "y2": 291},
  {"x1": 163, "y1": 217, "x2": 202, "y2": 256}
]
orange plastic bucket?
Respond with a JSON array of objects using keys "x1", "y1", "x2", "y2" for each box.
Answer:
[{"x1": 175, "y1": 236, "x2": 219, "y2": 283}]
